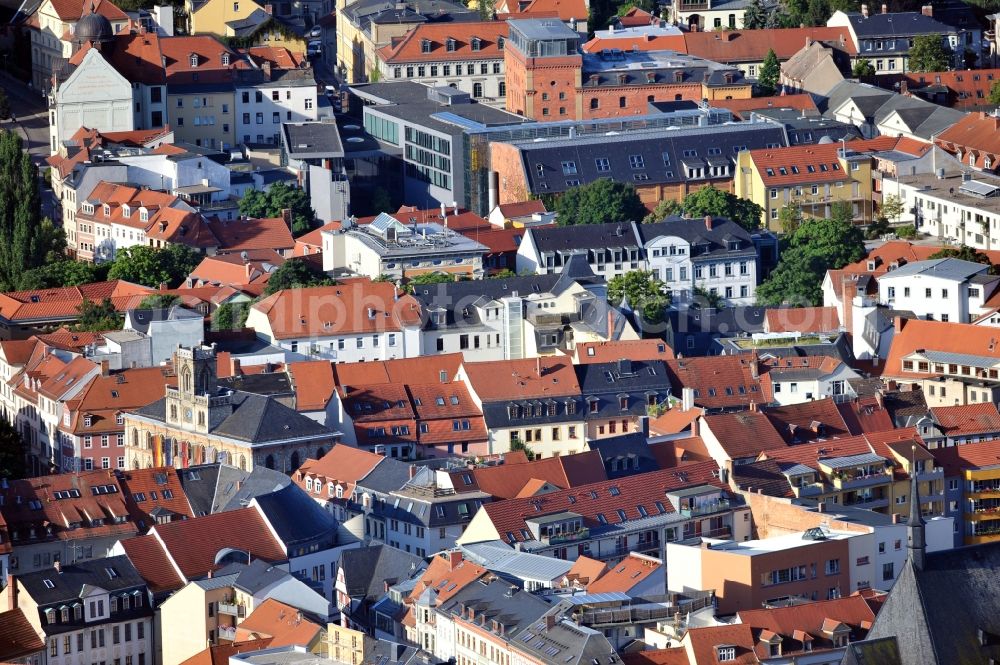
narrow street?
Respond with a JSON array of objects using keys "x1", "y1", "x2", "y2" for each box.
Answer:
[{"x1": 0, "y1": 71, "x2": 59, "y2": 221}]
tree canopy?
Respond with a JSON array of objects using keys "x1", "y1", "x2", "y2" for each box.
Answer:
[
  {"x1": 138, "y1": 294, "x2": 181, "y2": 309},
  {"x1": 212, "y1": 301, "x2": 251, "y2": 331},
  {"x1": 238, "y1": 182, "x2": 316, "y2": 235},
  {"x1": 0, "y1": 415, "x2": 25, "y2": 479},
  {"x1": 678, "y1": 186, "x2": 764, "y2": 232},
  {"x1": 852, "y1": 59, "x2": 876, "y2": 78},
  {"x1": 908, "y1": 35, "x2": 952, "y2": 72},
  {"x1": 107, "y1": 244, "x2": 203, "y2": 288},
  {"x1": 929, "y1": 245, "x2": 999, "y2": 273},
  {"x1": 757, "y1": 202, "x2": 866, "y2": 306},
  {"x1": 262, "y1": 257, "x2": 334, "y2": 296},
  {"x1": 18, "y1": 259, "x2": 107, "y2": 290},
  {"x1": 642, "y1": 199, "x2": 682, "y2": 224},
  {"x1": 74, "y1": 297, "x2": 123, "y2": 332},
  {"x1": 757, "y1": 49, "x2": 780, "y2": 96},
  {"x1": 742, "y1": 0, "x2": 772, "y2": 28},
  {"x1": 0, "y1": 131, "x2": 66, "y2": 290},
  {"x1": 553, "y1": 179, "x2": 648, "y2": 226},
  {"x1": 608, "y1": 270, "x2": 670, "y2": 325},
  {"x1": 778, "y1": 203, "x2": 803, "y2": 235}
]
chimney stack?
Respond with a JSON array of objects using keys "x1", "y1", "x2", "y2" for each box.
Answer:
[
  {"x1": 921, "y1": 3, "x2": 931, "y2": 15},
  {"x1": 447, "y1": 550, "x2": 463, "y2": 570},
  {"x1": 704, "y1": 215, "x2": 714, "y2": 231},
  {"x1": 281, "y1": 208, "x2": 292, "y2": 229},
  {"x1": 408, "y1": 464, "x2": 417, "y2": 479},
  {"x1": 894, "y1": 316, "x2": 906, "y2": 333},
  {"x1": 881, "y1": 3, "x2": 887, "y2": 12},
  {"x1": 818, "y1": 501, "x2": 826, "y2": 513},
  {"x1": 861, "y1": 3, "x2": 869, "y2": 16},
  {"x1": 100, "y1": 359, "x2": 110, "y2": 377},
  {"x1": 54, "y1": 560, "x2": 61, "y2": 574}
]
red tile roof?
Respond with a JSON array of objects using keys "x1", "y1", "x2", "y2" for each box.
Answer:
[
  {"x1": 582, "y1": 31, "x2": 687, "y2": 54},
  {"x1": 893, "y1": 69, "x2": 1000, "y2": 108},
  {"x1": 835, "y1": 397, "x2": 895, "y2": 434},
  {"x1": 840, "y1": 240, "x2": 1000, "y2": 276},
  {"x1": 0, "y1": 608, "x2": 44, "y2": 661},
  {"x1": 48, "y1": 0, "x2": 128, "y2": 22},
  {"x1": 587, "y1": 552, "x2": 662, "y2": 593},
  {"x1": 884, "y1": 318, "x2": 1000, "y2": 379},
  {"x1": 932, "y1": 438, "x2": 1000, "y2": 475},
  {"x1": 379, "y1": 22, "x2": 508, "y2": 63},
  {"x1": 146, "y1": 507, "x2": 286, "y2": 579},
  {"x1": 242, "y1": 46, "x2": 305, "y2": 69},
  {"x1": 293, "y1": 220, "x2": 340, "y2": 256},
  {"x1": 457, "y1": 226, "x2": 531, "y2": 255},
  {"x1": 406, "y1": 551, "x2": 489, "y2": 605},
  {"x1": 287, "y1": 360, "x2": 335, "y2": 412},
  {"x1": 479, "y1": 461, "x2": 725, "y2": 545},
  {"x1": 936, "y1": 111, "x2": 1000, "y2": 171},
  {"x1": 701, "y1": 410, "x2": 788, "y2": 459},
  {"x1": 763, "y1": 397, "x2": 855, "y2": 443},
  {"x1": 663, "y1": 356, "x2": 763, "y2": 410},
  {"x1": 235, "y1": 598, "x2": 323, "y2": 647},
  {"x1": 496, "y1": 200, "x2": 547, "y2": 219},
  {"x1": 251, "y1": 281, "x2": 422, "y2": 339},
  {"x1": 334, "y1": 353, "x2": 465, "y2": 388},
  {"x1": 189, "y1": 251, "x2": 283, "y2": 288},
  {"x1": 117, "y1": 467, "x2": 194, "y2": 529},
  {"x1": 747, "y1": 136, "x2": 920, "y2": 187},
  {"x1": 577, "y1": 339, "x2": 675, "y2": 363},
  {"x1": 69, "y1": 33, "x2": 167, "y2": 85},
  {"x1": 449, "y1": 450, "x2": 607, "y2": 498},
  {"x1": 621, "y1": 649, "x2": 689, "y2": 665},
  {"x1": 178, "y1": 640, "x2": 274, "y2": 665},
  {"x1": 206, "y1": 217, "x2": 294, "y2": 253},
  {"x1": 0, "y1": 280, "x2": 153, "y2": 323},
  {"x1": 764, "y1": 306, "x2": 841, "y2": 334},
  {"x1": 69, "y1": 366, "x2": 175, "y2": 435},
  {"x1": 681, "y1": 27, "x2": 856, "y2": 63},
  {"x1": 294, "y1": 444, "x2": 385, "y2": 501},
  {"x1": 930, "y1": 403, "x2": 1000, "y2": 437},
  {"x1": 160, "y1": 34, "x2": 238, "y2": 85},
  {"x1": 685, "y1": 624, "x2": 757, "y2": 665},
  {"x1": 461, "y1": 357, "x2": 581, "y2": 401},
  {"x1": 649, "y1": 407, "x2": 703, "y2": 436},
  {"x1": 519, "y1": 0, "x2": 587, "y2": 21}
]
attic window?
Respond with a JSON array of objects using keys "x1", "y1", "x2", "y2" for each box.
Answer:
[
  {"x1": 471, "y1": 37, "x2": 481, "y2": 51},
  {"x1": 497, "y1": 36, "x2": 504, "y2": 50},
  {"x1": 189, "y1": 53, "x2": 199, "y2": 67},
  {"x1": 221, "y1": 52, "x2": 230, "y2": 66},
  {"x1": 84, "y1": 415, "x2": 92, "y2": 428},
  {"x1": 421, "y1": 39, "x2": 432, "y2": 53},
  {"x1": 716, "y1": 646, "x2": 736, "y2": 662},
  {"x1": 446, "y1": 37, "x2": 456, "y2": 51}
]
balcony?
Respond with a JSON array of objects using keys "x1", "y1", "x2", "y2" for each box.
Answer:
[
  {"x1": 217, "y1": 602, "x2": 245, "y2": 617},
  {"x1": 575, "y1": 605, "x2": 676, "y2": 627},
  {"x1": 917, "y1": 467, "x2": 944, "y2": 482},
  {"x1": 540, "y1": 527, "x2": 590, "y2": 546},
  {"x1": 843, "y1": 495, "x2": 889, "y2": 510},
  {"x1": 678, "y1": 498, "x2": 732, "y2": 518},
  {"x1": 217, "y1": 625, "x2": 237, "y2": 642},
  {"x1": 831, "y1": 471, "x2": 891, "y2": 491}
]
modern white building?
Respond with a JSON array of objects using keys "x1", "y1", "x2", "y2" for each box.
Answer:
[
  {"x1": 761, "y1": 357, "x2": 862, "y2": 405},
  {"x1": 878, "y1": 257, "x2": 995, "y2": 324},
  {"x1": 322, "y1": 215, "x2": 488, "y2": 280},
  {"x1": 235, "y1": 69, "x2": 319, "y2": 147}
]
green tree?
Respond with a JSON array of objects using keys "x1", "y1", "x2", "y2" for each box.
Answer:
[
  {"x1": 0, "y1": 415, "x2": 25, "y2": 479},
  {"x1": 108, "y1": 244, "x2": 202, "y2": 288},
  {"x1": 17, "y1": 260, "x2": 106, "y2": 290},
  {"x1": 852, "y1": 59, "x2": 876, "y2": 77},
  {"x1": 212, "y1": 301, "x2": 251, "y2": 331},
  {"x1": 778, "y1": 203, "x2": 804, "y2": 235},
  {"x1": 509, "y1": 439, "x2": 536, "y2": 460},
  {"x1": 693, "y1": 285, "x2": 724, "y2": 308},
  {"x1": 805, "y1": 0, "x2": 830, "y2": 26},
  {"x1": 138, "y1": 294, "x2": 181, "y2": 309},
  {"x1": 554, "y1": 179, "x2": 647, "y2": 226},
  {"x1": 0, "y1": 131, "x2": 63, "y2": 290},
  {"x1": 929, "y1": 245, "x2": 998, "y2": 273},
  {"x1": 908, "y1": 35, "x2": 952, "y2": 72},
  {"x1": 642, "y1": 198, "x2": 683, "y2": 224},
  {"x1": 990, "y1": 80, "x2": 1000, "y2": 105},
  {"x1": 608, "y1": 270, "x2": 670, "y2": 325},
  {"x1": 757, "y1": 49, "x2": 780, "y2": 96},
  {"x1": 866, "y1": 216, "x2": 891, "y2": 240},
  {"x1": 680, "y1": 186, "x2": 764, "y2": 232},
  {"x1": 491, "y1": 268, "x2": 518, "y2": 279},
  {"x1": 262, "y1": 257, "x2": 333, "y2": 296},
  {"x1": 0, "y1": 90, "x2": 10, "y2": 122},
  {"x1": 896, "y1": 224, "x2": 917, "y2": 238},
  {"x1": 757, "y1": 207, "x2": 865, "y2": 306},
  {"x1": 880, "y1": 194, "x2": 905, "y2": 225},
  {"x1": 369, "y1": 187, "x2": 394, "y2": 215},
  {"x1": 74, "y1": 297, "x2": 122, "y2": 332},
  {"x1": 403, "y1": 272, "x2": 456, "y2": 293},
  {"x1": 742, "y1": 0, "x2": 770, "y2": 28},
  {"x1": 238, "y1": 182, "x2": 316, "y2": 235}
]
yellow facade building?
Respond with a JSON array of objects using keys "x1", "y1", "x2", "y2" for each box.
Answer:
[
  {"x1": 734, "y1": 141, "x2": 875, "y2": 232},
  {"x1": 160, "y1": 578, "x2": 252, "y2": 665},
  {"x1": 185, "y1": 0, "x2": 263, "y2": 36},
  {"x1": 935, "y1": 442, "x2": 1000, "y2": 546}
]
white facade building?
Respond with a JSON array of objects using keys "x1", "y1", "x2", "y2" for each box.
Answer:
[
  {"x1": 49, "y1": 49, "x2": 135, "y2": 154},
  {"x1": 235, "y1": 73, "x2": 319, "y2": 146},
  {"x1": 877, "y1": 258, "x2": 994, "y2": 324}
]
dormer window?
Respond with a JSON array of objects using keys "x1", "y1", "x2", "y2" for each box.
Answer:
[
  {"x1": 189, "y1": 53, "x2": 199, "y2": 67},
  {"x1": 116, "y1": 413, "x2": 124, "y2": 425},
  {"x1": 103, "y1": 204, "x2": 111, "y2": 217},
  {"x1": 471, "y1": 37, "x2": 481, "y2": 51},
  {"x1": 221, "y1": 52, "x2": 230, "y2": 66},
  {"x1": 497, "y1": 36, "x2": 504, "y2": 50},
  {"x1": 84, "y1": 415, "x2": 92, "y2": 427},
  {"x1": 446, "y1": 37, "x2": 456, "y2": 51},
  {"x1": 716, "y1": 646, "x2": 736, "y2": 662},
  {"x1": 121, "y1": 204, "x2": 130, "y2": 217},
  {"x1": 139, "y1": 207, "x2": 148, "y2": 221},
  {"x1": 421, "y1": 39, "x2": 431, "y2": 53}
]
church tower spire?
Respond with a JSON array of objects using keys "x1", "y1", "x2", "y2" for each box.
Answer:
[{"x1": 907, "y1": 444, "x2": 926, "y2": 571}]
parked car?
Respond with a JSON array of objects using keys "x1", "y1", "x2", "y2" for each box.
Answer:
[{"x1": 308, "y1": 25, "x2": 322, "y2": 37}]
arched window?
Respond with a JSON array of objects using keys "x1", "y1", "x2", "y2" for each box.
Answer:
[
  {"x1": 238, "y1": 455, "x2": 246, "y2": 470},
  {"x1": 290, "y1": 450, "x2": 301, "y2": 471},
  {"x1": 316, "y1": 447, "x2": 326, "y2": 459},
  {"x1": 265, "y1": 454, "x2": 275, "y2": 469},
  {"x1": 181, "y1": 367, "x2": 192, "y2": 393},
  {"x1": 472, "y1": 82, "x2": 483, "y2": 98}
]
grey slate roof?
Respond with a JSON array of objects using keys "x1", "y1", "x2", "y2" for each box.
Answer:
[
  {"x1": 865, "y1": 543, "x2": 1000, "y2": 665},
  {"x1": 19, "y1": 556, "x2": 147, "y2": 606},
  {"x1": 841, "y1": 638, "x2": 903, "y2": 665},
  {"x1": 132, "y1": 390, "x2": 334, "y2": 444},
  {"x1": 638, "y1": 216, "x2": 756, "y2": 259},
  {"x1": 215, "y1": 559, "x2": 291, "y2": 594},
  {"x1": 575, "y1": 359, "x2": 671, "y2": 418},
  {"x1": 218, "y1": 372, "x2": 294, "y2": 398},
  {"x1": 356, "y1": 456, "x2": 414, "y2": 494},
  {"x1": 252, "y1": 482, "x2": 340, "y2": 547},
  {"x1": 460, "y1": 540, "x2": 574, "y2": 581},
  {"x1": 586, "y1": 432, "x2": 661, "y2": 477},
  {"x1": 283, "y1": 121, "x2": 344, "y2": 160},
  {"x1": 126, "y1": 305, "x2": 202, "y2": 334},
  {"x1": 879, "y1": 257, "x2": 986, "y2": 280},
  {"x1": 528, "y1": 222, "x2": 642, "y2": 252},
  {"x1": 515, "y1": 122, "x2": 787, "y2": 195},
  {"x1": 178, "y1": 463, "x2": 291, "y2": 516},
  {"x1": 843, "y1": 11, "x2": 958, "y2": 38},
  {"x1": 339, "y1": 545, "x2": 425, "y2": 599}
]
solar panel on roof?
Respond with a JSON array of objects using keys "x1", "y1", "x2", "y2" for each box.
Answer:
[{"x1": 959, "y1": 179, "x2": 1000, "y2": 198}]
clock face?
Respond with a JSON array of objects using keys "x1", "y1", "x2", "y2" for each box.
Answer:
[{"x1": 185, "y1": 409, "x2": 193, "y2": 422}]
